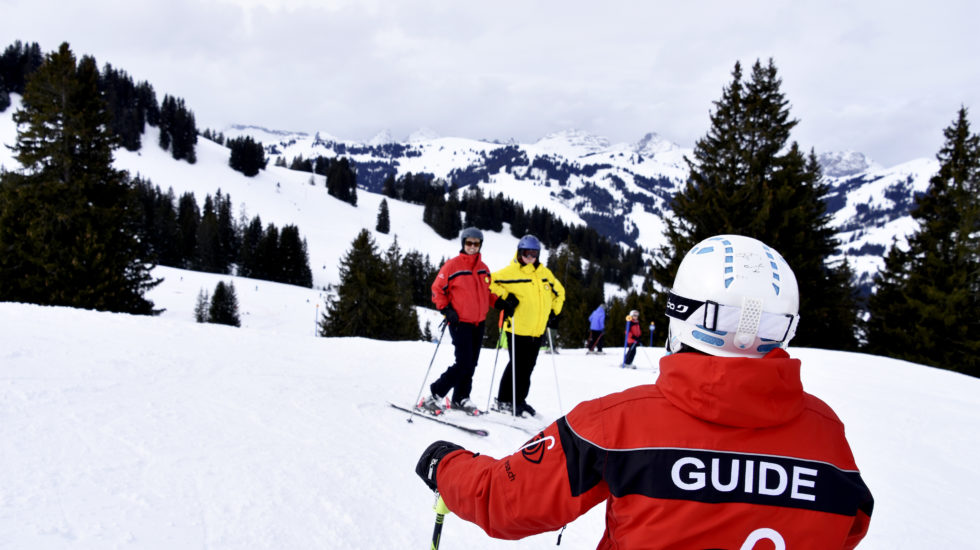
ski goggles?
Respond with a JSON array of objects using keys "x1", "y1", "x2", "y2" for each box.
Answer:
[{"x1": 665, "y1": 290, "x2": 799, "y2": 343}]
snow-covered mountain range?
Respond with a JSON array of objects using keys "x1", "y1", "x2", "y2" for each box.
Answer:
[
  {"x1": 0, "y1": 89, "x2": 937, "y2": 295},
  {"x1": 228, "y1": 124, "x2": 938, "y2": 293}
]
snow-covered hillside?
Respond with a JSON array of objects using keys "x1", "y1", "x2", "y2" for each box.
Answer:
[{"x1": 1, "y1": 280, "x2": 978, "y2": 549}]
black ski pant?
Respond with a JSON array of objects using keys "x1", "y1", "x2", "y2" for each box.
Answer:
[
  {"x1": 430, "y1": 321, "x2": 485, "y2": 403},
  {"x1": 588, "y1": 329, "x2": 604, "y2": 351},
  {"x1": 496, "y1": 333, "x2": 543, "y2": 406},
  {"x1": 624, "y1": 341, "x2": 640, "y2": 365}
]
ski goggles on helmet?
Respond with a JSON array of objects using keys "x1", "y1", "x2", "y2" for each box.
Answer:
[{"x1": 665, "y1": 290, "x2": 799, "y2": 343}]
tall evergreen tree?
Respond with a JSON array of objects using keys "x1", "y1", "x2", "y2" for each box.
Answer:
[
  {"x1": 401, "y1": 250, "x2": 437, "y2": 308},
  {"x1": 175, "y1": 192, "x2": 200, "y2": 268},
  {"x1": 319, "y1": 229, "x2": 420, "y2": 340},
  {"x1": 376, "y1": 198, "x2": 391, "y2": 234},
  {"x1": 0, "y1": 43, "x2": 158, "y2": 314},
  {"x1": 159, "y1": 94, "x2": 197, "y2": 163},
  {"x1": 546, "y1": 244, "x2": 588, "y2": 348},
  {"x1": 208, "y1": 281, "x2": 241, "y2": 327},
  {"x1": 237, "y1": 215, "x2": 264, "y2": 278},
  {"x1": 194, "y1": 194, "x2": 221, "y2": 273},
  {"x1": 279, "y1": 224, "x2": 313, "y2": 288},
  {"x1": 215, "y1": 190, "x2": 238, "y2": 270},
  {"x1": 325, "y1": 157, "x2": 357, "y2": 206},
  {"x1": 194, "y1": 288, "x2": 210, "y2": 323},
  {"x1": 0, "y1": 40, "x2": 43, "y2": 96},
  {"x1": 866, "y1": 107, "x2": 980, "y2": 376},
  {"x1": 383, "y1": 238, "x2": 424, "y2": 339},
  {"x1": 651, "y1": 58, "x2": 859, "y2": 350}
]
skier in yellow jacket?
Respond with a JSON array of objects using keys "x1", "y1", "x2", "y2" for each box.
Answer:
[{"x1": 489, "y1": 235, "x2": 565, "y2": 417}]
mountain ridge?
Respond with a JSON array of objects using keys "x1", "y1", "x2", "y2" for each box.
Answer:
[{"x1": 226, "y1": 123, "x2": 937, "y2": 292}]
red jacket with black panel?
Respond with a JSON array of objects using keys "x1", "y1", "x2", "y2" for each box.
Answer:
[
  {"x1": 436, "y1": 348, "x2": 873, "y2": 549},
  {"x1": 430, "y1": 252, "x2": 492, "y2": 324}
]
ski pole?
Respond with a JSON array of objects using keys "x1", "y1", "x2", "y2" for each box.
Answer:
[
  {"x1": 640, "y1": 346, "x2": 658, "y2": 372},
  {"x1": 407, "y1": 319, "x2": 448, "y2": 423},
  {"x1": 485, "y1": 311, "x2": 505, "y2": 413},
  {"x1": 431, "y1": 494, "x2": 450, "y2": 550},
  {"x1": 510, "y1": 315, "x2": 518, "y2": 418},
  {"x1": 621, "y1": 316, "x2": 630, "y2": 367},
  {"x1": 546, "y1": 327, "x2": 564, "y2": 415}
]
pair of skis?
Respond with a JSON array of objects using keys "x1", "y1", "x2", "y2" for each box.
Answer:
[
  {"x1": 389, "y1": 402, "x2": 490, "y2": 437},
  {"x1": 390, "y1": 402, "x2": 546, "y2": 437}
]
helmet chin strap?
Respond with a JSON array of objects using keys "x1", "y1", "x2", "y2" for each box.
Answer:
[{"x1": 733, "y1": 297, "x2": 764, "y2": 350}]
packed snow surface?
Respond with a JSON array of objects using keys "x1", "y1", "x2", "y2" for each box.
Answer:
[{"x1": 1, "y1": 268, "x2": 978, "y2": 549}]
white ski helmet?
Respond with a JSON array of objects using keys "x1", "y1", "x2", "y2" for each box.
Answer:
[{"x1": 665, "y1": 235, "x2": 800, "y2": 358}]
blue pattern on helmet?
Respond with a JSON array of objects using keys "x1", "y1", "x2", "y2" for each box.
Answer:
[
  {"x1": 763, "y1": 245, "x2": 782, "y2": 295},
  {"x1": 692, "y1": 330, "x2": 725, "y2": 347}
]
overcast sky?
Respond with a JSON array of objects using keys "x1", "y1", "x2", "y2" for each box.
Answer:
[{"x1": 4, "y1": 0, "x2": 979, "y2": 166}]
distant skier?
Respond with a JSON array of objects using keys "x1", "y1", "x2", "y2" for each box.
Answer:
[
  {"x1": 622, "y1": 309, "x2": 642, "y2": 368},
  {"x1": 586, "y1": 304, "x2": 605, "y2": 354},
  {"x1": 415, "y1": 234, "x2": 874, "y2": 549},
  {"x1": 417, "y1": 227, "x2": 492, "y2": 416}
]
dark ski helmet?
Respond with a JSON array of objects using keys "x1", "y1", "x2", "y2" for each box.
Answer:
[
  {"x1": 517, "y1": 234, "x2": 541, "y2": 251},
  {"x1": 460, "y1": 227, "x2": 484, "y2": 250}
]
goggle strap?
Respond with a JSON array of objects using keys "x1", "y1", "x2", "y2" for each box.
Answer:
[{"x1": 666, "y1": 291, "x2": 797, "y2": 343}]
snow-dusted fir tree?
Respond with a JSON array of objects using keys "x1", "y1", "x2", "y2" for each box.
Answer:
[
  {"x1": 0, "y1": 43, "x2": 158, "y2": 314},
  {"x1": 651, "y1": 58, "x2": 859, "y2": 350},
  {"x1": 867, "y1": 107, "x2": 980, "y2": 376}
]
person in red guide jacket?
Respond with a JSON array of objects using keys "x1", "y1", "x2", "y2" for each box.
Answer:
[{"x1": 415, "y1": 234, "x2": 873, "y2": 549}]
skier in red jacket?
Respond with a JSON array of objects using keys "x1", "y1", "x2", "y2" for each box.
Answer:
[
  {"x1": 418, "y1": 227, "x2": 493, "y2": 416},
  {"x1": 416, "y1": 234, "x2": 873, "y2": 549}
]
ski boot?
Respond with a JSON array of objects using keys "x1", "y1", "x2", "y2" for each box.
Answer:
[
  {"x1": 452, "y1": 398, "x2": 481, "y2": 416},
  {"x1": 417, "y1": 393, "x2": 446, "y2": 415},
  {"x1": 516, "y1": 402, "x2": 537, "y2": 417}
]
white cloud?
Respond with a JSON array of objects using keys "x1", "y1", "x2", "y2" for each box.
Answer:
[{"x1": 3, "y1": 0, "x2": 979, "y2": 165}]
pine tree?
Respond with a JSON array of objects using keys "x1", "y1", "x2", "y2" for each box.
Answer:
[
  {"x1": 194, "y1": 194, "x2": 221, "y2": 272},
  {"x1": 376, "y1": 198, "x2": 391, "y2": 234},
  {"x1": 545, "y1": 244, "x2": 586, "y2": 348},
  {"x1": 228, "y1": 136, "x2": 267, "y2": 176},
  {"x1": 215, "y1": 190, "x2": 238, "y2": 271},
  {"x1": 158, "y1": 95, "x2": 197, "y2": 163},
  {"x1": 176, "y1": 192, "x2": 200, "y2": 268},
  {"x1": 0, "y1": 43, "x2": 158, "y2": 314},
  {"x1": 319, "y1": 230, "x2": 421, "y2": 340},
  {"x1": 208, "y1": 281, "x2": 241, "y2": 327},
  {"x1": 279, "y1": 224, "x2": 313, "y2": 287},
  {"x1": 401, "y1": 250, "x2": 437, "y2": 307},
  {"x1": 253, "y1": 223, "x2": 281, "y2": 281},
  {"x1": 383, "y1": 238, "x2": 424, "y2": 340},
  {"x1": 238, "y1": 215, "x2": 264, "y2": 278},
  {"x1": 866, "y1": 107, "x2": 980, "y2": 376},
  {"x1": 651, "y1": 58, "x2": 859, "y2": 350},
  {"x1": 194, "y1": 288, "x2": 210, "y2": 323},
  {"x1": 325, "y1": 157, "x2": 357, "y2": 206},
  {"x1": 0, "y1": 40, "x2": 43, "y2": 96}
]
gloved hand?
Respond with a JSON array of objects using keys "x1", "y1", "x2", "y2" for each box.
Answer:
[
  {"x1": 441, "y1": 305, "x2": 459, "y2": 325},
  {"x1": 495, "y1": 295, "x2": 519, "y2": 318},
  {"x1": 415, "y1": 440, "x2": 464, "y2": 492},
  {"x1": 547, "y1": 311, "x2": 561, "y2": 328}
]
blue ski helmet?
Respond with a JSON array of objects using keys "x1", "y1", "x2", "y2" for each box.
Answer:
[
  {"x1": 517, "y1": 234, "x2": 541, "y2": 251},
  {"x1": 460, "y1": 227, "x2": 484, "y2": 250}
]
